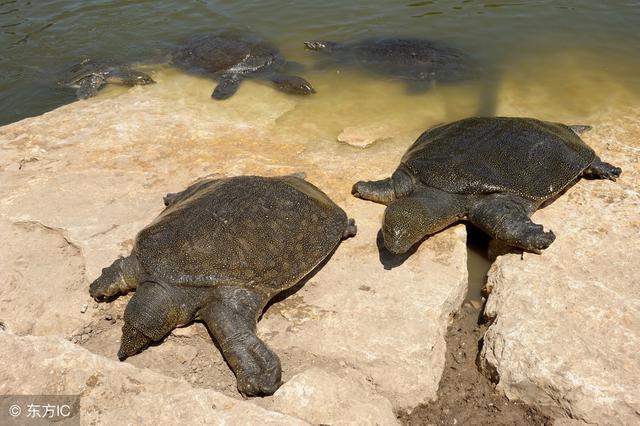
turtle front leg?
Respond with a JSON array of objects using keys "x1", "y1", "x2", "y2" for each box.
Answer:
[
  {"x1": 212, "y1": 75, "x2": 242, "y2": 100},
  {"x1": 582, "y1": 157, "x2": 622, "y2": 181},
  {"x1": 468, "y1": 194, "x2": 555, "y2": 253},
  {"x1": 201, "y1": 287, "x2": 281, "y2": 397}
]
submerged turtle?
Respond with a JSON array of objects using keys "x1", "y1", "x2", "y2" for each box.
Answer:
[
  {"x1": 352, "y1": 117, "x2": 622, "y2": 254},
  {"x1": 304, "y1": 37, "x2": 477, "y2": 92},
  {"x1": 172, "y1": 33, "x2": 315, "y2": 99},
  {"x1": 90, "y1": 175, "x2": 356, "y2": 396},
  {"x1": 60, "y1": 59, "x2": 155, "y2": 99}
]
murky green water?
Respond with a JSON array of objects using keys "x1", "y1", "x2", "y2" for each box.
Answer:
[{"x1": 1, "y1": 0, "x2": 640, "y2": 125}]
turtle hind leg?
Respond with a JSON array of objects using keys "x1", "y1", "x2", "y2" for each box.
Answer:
[
  {"x1": 568, "y1": 124, "x2": 593, "y2": 135},
  {"x1": 265, "y1": 73, "x2": 315, "y2": 96},
  {"x1": 582, "y1": 157, "x2": 622, "y2": 181},
  {"x1": 201, "y1": 287, "x2": 280, "y2": 397},
  {"x1": 89, "y1": 255, "x2": 141, "y2": 301},
  {"x1": 468, "y1": 193, "x2": 555, "y2": 253},
  {"x1": 212, "y1": 75, "x2": 241, "y2": 99},
  {"x1": 76, "y1": 74, "x2": 105, "y2": 99},
  {"x1": 343, "y1": 218, "x2": 357, "y2": 239},
  {"x1": 163, "y1": 178, "x2": 221, "y2": 207}
]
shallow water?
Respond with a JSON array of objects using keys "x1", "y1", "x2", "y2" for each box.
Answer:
[
  {"x1": 2, "y1": 1, "x2": 639, "y2": 298},
  {"x1": 1, "y1": 1, "x2": 640, "y2": 125}
]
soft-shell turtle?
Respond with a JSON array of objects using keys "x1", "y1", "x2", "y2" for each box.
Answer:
[
  {"x1": 60, "y1": 59, "x2": 154, "y2": 99},
  {"x1": 352, "y1": 117, "x2": 621, "y2": 254},
  {"x1": 90, "y1": 175, "x2": 356, "y2": 396},
  {"x1": 173, "y1": 33, "x2": 315, "y2": 99},
  {"x1": 304, "y1": 37, "x2": 476, "y2": 92}
]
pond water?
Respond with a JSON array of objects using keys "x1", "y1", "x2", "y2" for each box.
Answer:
[
  {"x1": 2, "y1": 0, "x2": 640, "y2": 126},
  {"x1": 2, "y1": 0, "x2": 639, "y2": 297}
]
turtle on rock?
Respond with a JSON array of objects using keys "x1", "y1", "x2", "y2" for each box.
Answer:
[
  {"x1": 352, "y1": 117, "x2": 622, "y2": 254},
  {"x1": 60, "y1": 59, "x2": 155, "y2": 99},
  {"x1": 172, "y1": 32, "x2": 316, "y2": 99},
  {"x1": 90, "y1": 175, "x2": 356, "y2": 397},
  {"x1": 304, "y1": 37, "x2": 477, "y2": 92}
]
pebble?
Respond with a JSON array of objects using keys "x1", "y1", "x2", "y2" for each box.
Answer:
[
  {"x1": 104, "y1": 314, "x2": 113, "y2": 321},
  {"x1": 80, "y1": 304, "x2": 88, "y2": 313}
]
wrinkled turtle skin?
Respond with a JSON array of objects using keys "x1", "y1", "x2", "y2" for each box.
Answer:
[
  {"x1": 90, "y1": 175, "x2": 356, "y2": 397},
  {"x1": 60, "y1": 59, "x2": 155, "y2": 99},
  {"x1": 172, "y1": 33, "x2": 315, "y2": 99},
  {"x1": 352, "y1": 117, "x2": 622, "y2": 254},
  {"x1": 304, "y1": 37, "x2": 477, "y2": 92}
]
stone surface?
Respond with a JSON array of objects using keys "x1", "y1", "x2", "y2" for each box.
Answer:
[
  {"x1": 0, "y1": 331, "x2": 308, "y2": 425},
  {"x1": 480, "y1": 111, "x2": 640, "y2": 425},
  {"x1": 0, "y1": 219, "x2": 87, "y2": 336},
  {"x1": 0, "y1": 82, "x2": 469, "y2": 421},
  {"x1": 337, "y1": 124, "x2": 395, "y2": 148},
  {"x1": 269, "y1": 368, "x2": 399, "y2": 425}
]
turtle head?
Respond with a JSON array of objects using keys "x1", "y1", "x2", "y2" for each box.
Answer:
[
  {"x1": 118, "y1": 282, "x2": 192, "y2": 360},
  {"x1": 382, "y1": 202, "x2": 425, "y2": 255},
  {"x1": 118, "y1": 322, "x2": 152, "y2": 361},
  {"x1": 304, "y1": 41, "x2": 339, "y2": 52},
  {"x1": 122, "y1": 70, "x2": 155, "y2": 86},
  {"x1": 270, "y1": 74, "x2": 316, "y2": 96},
  {"x1": 382, "y1": 194, "x2": 452, "y2": 255}
]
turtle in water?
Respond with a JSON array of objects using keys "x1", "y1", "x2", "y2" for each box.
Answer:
[
  {"x1": 60, "y1": 59, "x2": 155, "y2": 99},
  {"x1": 352, "y1": 117, "x2": 622, "y2": 254},
  {"x1": 172, "y1": 33, "x2": 315, "y2": 100},
  {"x1": 304, "y1": 37, "x2": 477, "y2": 92},
  {"x1": 90, "y1": 175, "x2": 356, "y2": 396}
]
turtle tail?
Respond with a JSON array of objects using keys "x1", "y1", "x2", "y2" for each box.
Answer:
[
  {"x1": 352, "y1": 169, "x2": 415, "y2": 205},
  {"x1": 89, "y1": 255, "x2": 141, "y2": 301}
]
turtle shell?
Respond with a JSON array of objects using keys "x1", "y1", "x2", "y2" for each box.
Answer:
[
  {"x1": 400, "y1": 117, "x2": 596, "y2": 201},
  {"x1": 172, "y1": 33, "x2": 281, "y2": 76},
  {"x1": 325, "y1": 38, "x2": 475, "y2": 82},
  {"x1": 133, "y1": 176, "x2": 348, "y2": 295},
  {"x1": 60, "y1": 59, "x2": 119, "y2": 85}
]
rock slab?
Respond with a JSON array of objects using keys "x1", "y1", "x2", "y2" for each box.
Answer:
[
  {"x1": 480, "y1": 112, "x2": 640, "y2": 425},
  {"x1": 0, "y1": 85, "x2": 469, "y2": 421},
  {"x1": 0, "y1": 331, "x2": 308, "y2": 425}
]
